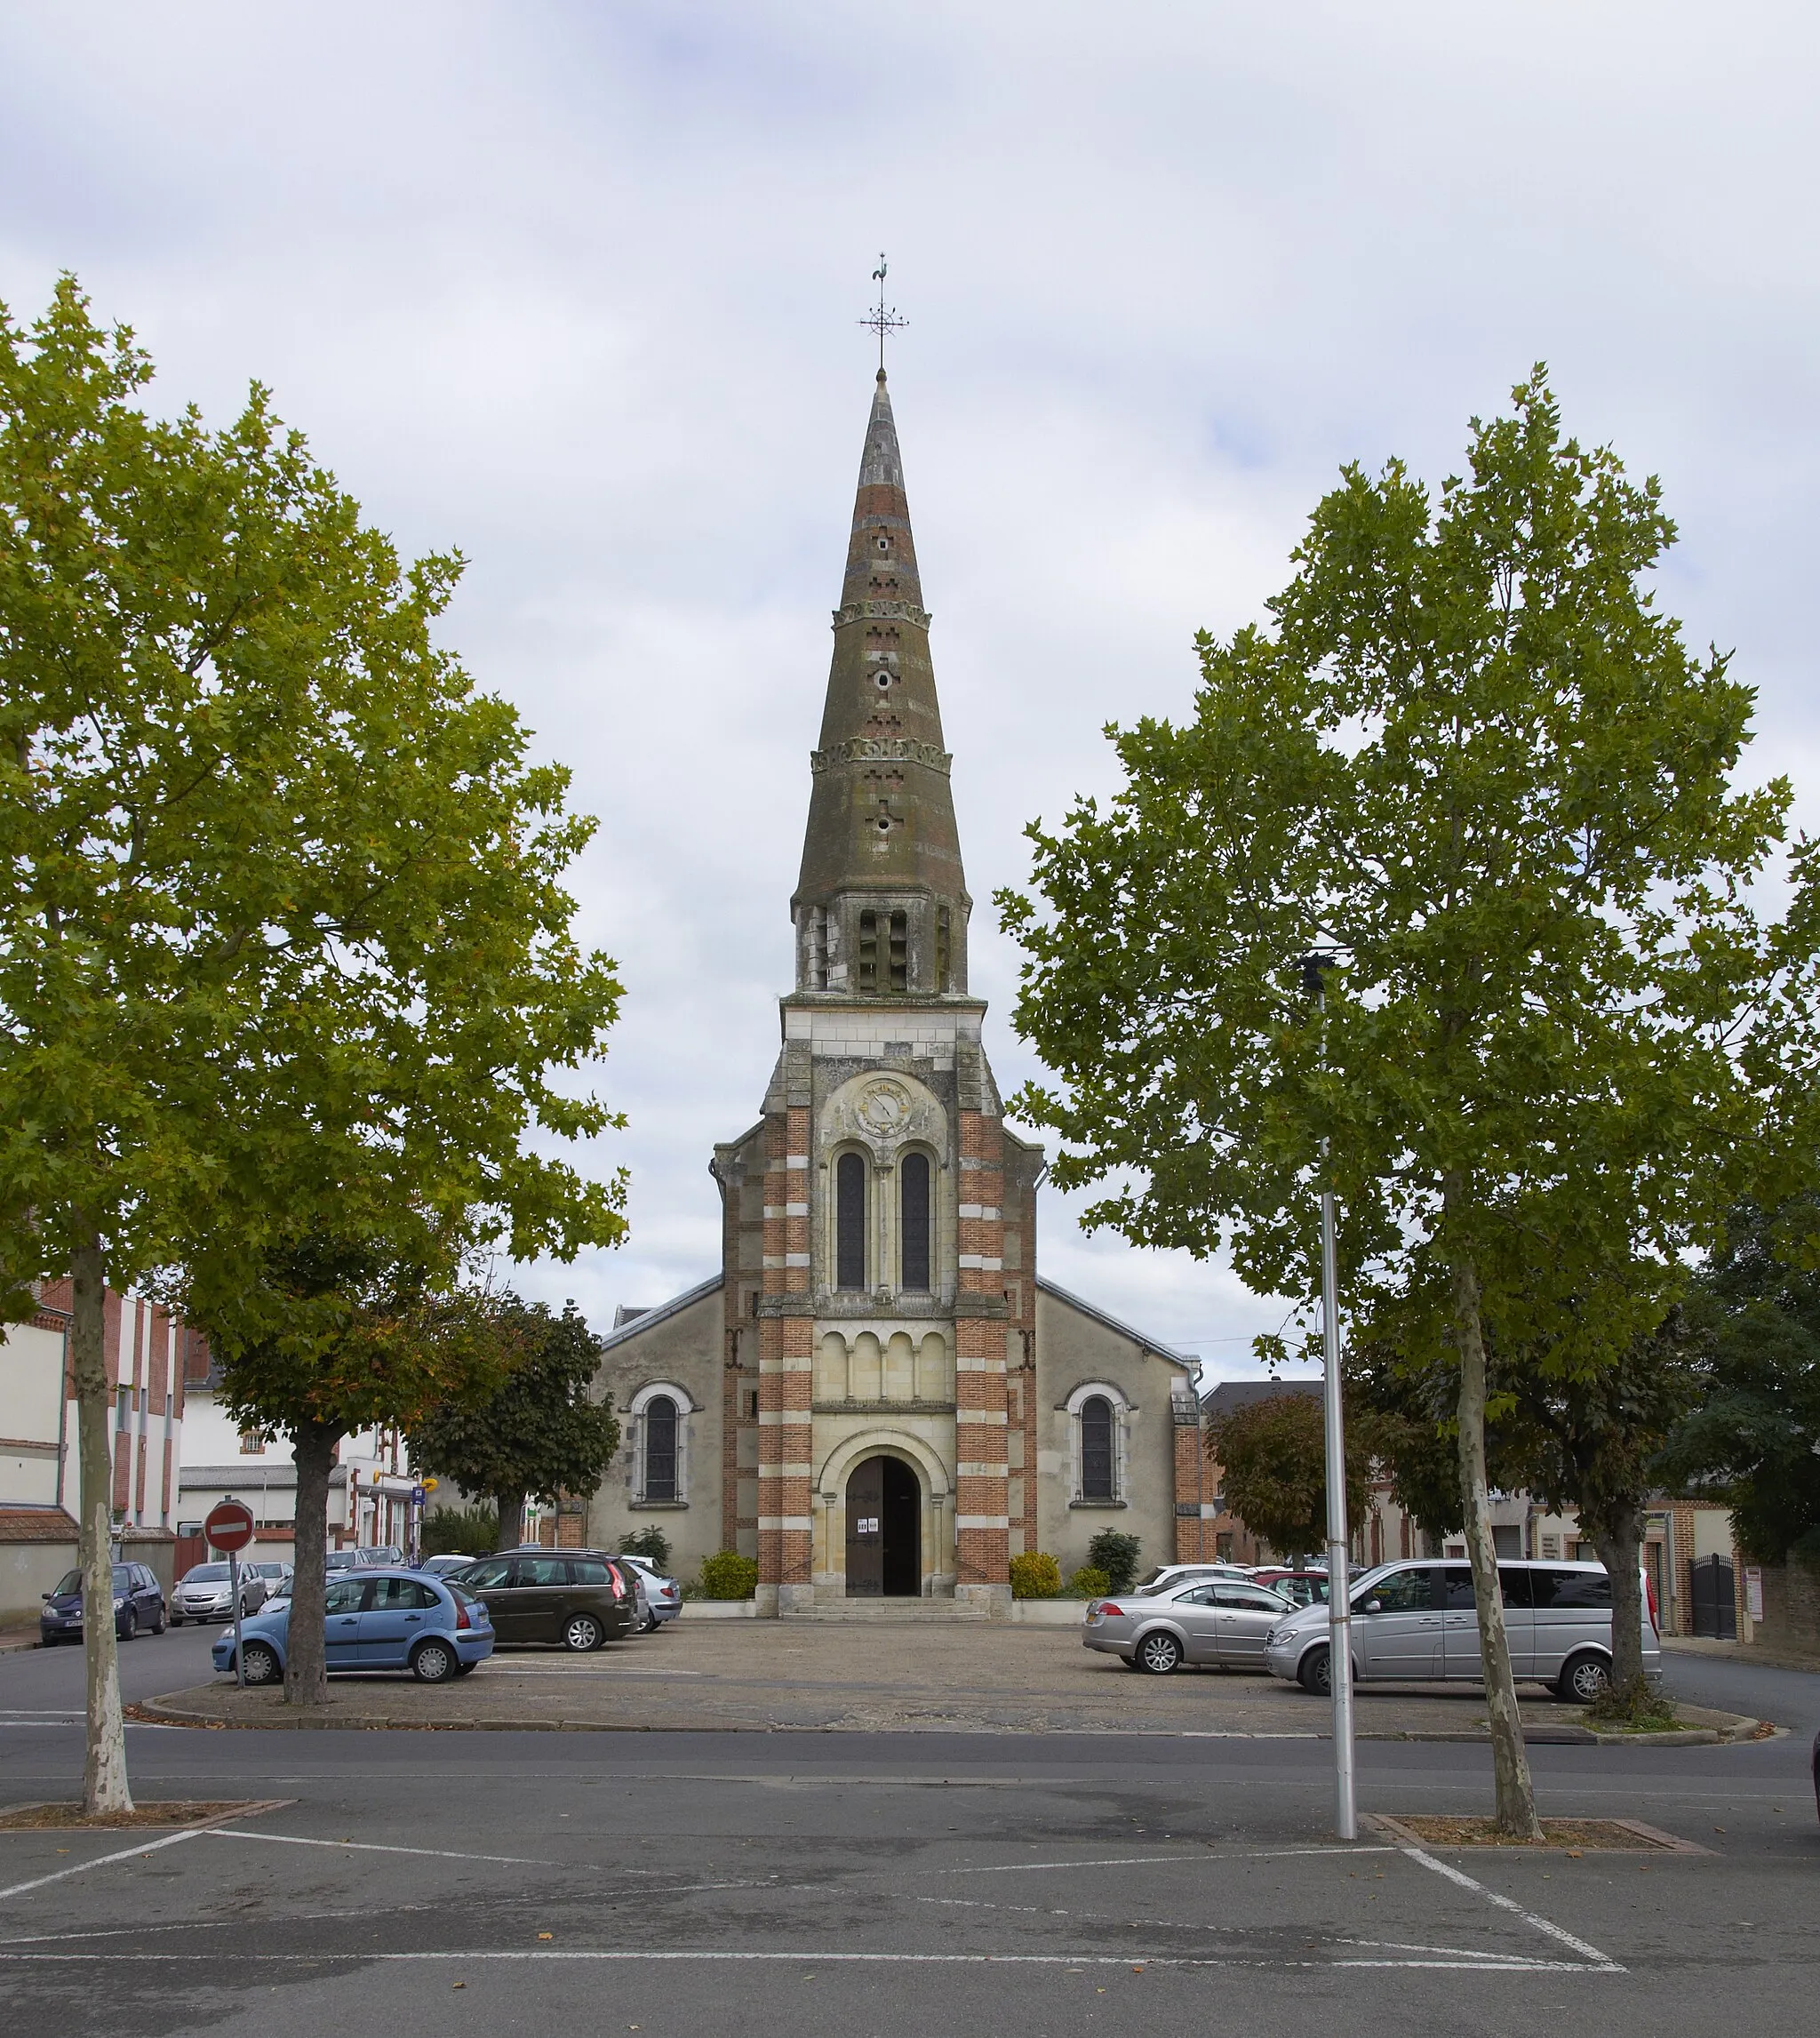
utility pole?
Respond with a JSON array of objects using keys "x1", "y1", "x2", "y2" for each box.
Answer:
[{"x1": 1301, "y1": 951, "x2": 1356, "y2": 1841}]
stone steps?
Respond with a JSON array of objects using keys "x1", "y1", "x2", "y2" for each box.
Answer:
[{"x1": 782, "y1": 1596, "x2": 993, "y2": 1622}]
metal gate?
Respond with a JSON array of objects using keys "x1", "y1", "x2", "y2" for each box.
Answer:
[{"x1": 1690, "y1": 1553, "x2": 1736, "y2": 1640}]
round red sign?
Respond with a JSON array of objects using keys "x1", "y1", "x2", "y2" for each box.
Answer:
[{"x1": 204, "y1": 1499, "x2": 256, "y2": 1554}]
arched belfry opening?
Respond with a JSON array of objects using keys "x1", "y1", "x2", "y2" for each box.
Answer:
[{"x1": 845, "y1": 1454, "x2": 921, "y2": 1597}]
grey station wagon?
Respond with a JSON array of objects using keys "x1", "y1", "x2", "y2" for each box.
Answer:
[{"x1": 1264, "y1": 1558, "x2": 1660, "y2": 1702}]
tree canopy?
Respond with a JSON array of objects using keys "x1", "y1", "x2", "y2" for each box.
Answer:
[
  {"x1": 1207, "y1": 1390, "x2": 1369, "y2": 1561},
  {"x1": 405, "y1": 1293, "x2": 619, "y2": 1551},
  {"x1": 999, "y1": 372, "x2": 1820, "y2": 1832}
]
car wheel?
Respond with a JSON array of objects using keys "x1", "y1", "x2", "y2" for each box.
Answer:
[
  {"x1": 1120, "y1": 1654, "x2": 1146, "y2": 1673},
  {"x1": 411, "y1": 1639, "x2": 458, "y2": 1683},
  {"x1": 170, "y1": 1613, "x2": 184, "y2": 1628},
  {"x1": 1558, "y1": 1650, "x2": 1611, "y2": 1704},
  {"x1": 1135, "y1": 1630, "x2": 1183, "y2": 1675},
  {"x1": 453, "y1": 1660, "x2": 475, "y2": 1676},
  {"x1": 151, "y1": 1604, "x2": 166, "y2": 1634},
  {"x1": 1298, "y1": 1645, "x2": 1332, "y2": 1697},
  {"x1": 119, "y1": 1608, "x2": 138, "y2": 1642},
  {"x1": 563, "y1": 1613, "x2": 605, "y2": 1653},
  {"x1": 241, "y1": 1642, "x2": 282, "y2": 1686}
]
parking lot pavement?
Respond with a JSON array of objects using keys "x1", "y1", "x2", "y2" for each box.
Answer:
[
  {"x1": 0, "y1": 1716, "x2": 1816, "y2": 2038},
  {"x1": 86, "y1": 1619, "x2": 1765, "y2": 1739}
]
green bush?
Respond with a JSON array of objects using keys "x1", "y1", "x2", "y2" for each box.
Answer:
[
  {"x1": 619, "y1": 1525, "x2": 673, "y2": 1573},
  {"x1": 698, "y1": 1548, "x2": 759, "y2": 1601},
  {"x1": 1010, "y1": 1550, "x2": 1063, "y2": 1600},
  {"x1": 420, "y1": 1502, "x2": 499, "y2": 1557},
  {"x1": 1069, "y1": 1565, "x2": 1112, "y2": 1600},
  {"x1": 1086, "y1": 1530, "x2": 1142, "y2": 1594}
]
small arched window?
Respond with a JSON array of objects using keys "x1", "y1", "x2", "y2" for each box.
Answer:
[
  {"x1": 643, "y1": 1395, "x2": 678, "y2": 1502},
  {"x1": 900, "y1": 1152, "x2": 930, "y2": 1291},
  {"x1": 1080, "y1": 1395, "x2": 1115, "y2": 1501},
  {"x1": 836, "y1": 1152, "x2": 867, "y2": 1290}
]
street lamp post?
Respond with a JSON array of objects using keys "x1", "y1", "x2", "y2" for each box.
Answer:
[{"x1": 1301, "y1": 952, "x2": 1357, "y2": 1842}]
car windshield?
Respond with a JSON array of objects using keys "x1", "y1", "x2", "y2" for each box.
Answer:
[
  {"x1": 186, "y1": 1564, "x2": 231, "y2": 1582},
  {"x1": 52, "y1": 1570, "x2": 84, "y2": 1595}
]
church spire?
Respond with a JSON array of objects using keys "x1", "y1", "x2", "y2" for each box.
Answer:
[{"x1": 793, "y1": 372, "x2": 970, "y2": 998}]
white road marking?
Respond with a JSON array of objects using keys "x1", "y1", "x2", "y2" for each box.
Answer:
[
  {"x1": 0, "y1": 1947, "x2": 1614, "y2": 1972},
  {"x1": 0, "y1": 1827, "x2": 203, "y2": 1902},
  {"x1": 1399, "y1": 1846, "x2": 1624, "y2": 1970},
  {"x1": 204, "y1": 1829, "x2": 555, "y2": 1866},
  {"x1": 925, "y1": 1845, "x2": 1396, "y2": 1876}
]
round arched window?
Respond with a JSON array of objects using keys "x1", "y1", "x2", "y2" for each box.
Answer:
[
  {"x1": 1080, "y1": 1395, "x2": 1114, "y2": 1501},
  {"x1": 643, "y1": 1395, "x2": 678, "y2": 1502}
]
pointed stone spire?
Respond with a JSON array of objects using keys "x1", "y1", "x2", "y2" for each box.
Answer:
[{"x1": 792, "y1": 372, "x2": 970, "y2": 998}]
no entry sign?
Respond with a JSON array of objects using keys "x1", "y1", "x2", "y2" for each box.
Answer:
[{"x1": 204, "y1": 1499, "x2": 256, "y2": 1553}]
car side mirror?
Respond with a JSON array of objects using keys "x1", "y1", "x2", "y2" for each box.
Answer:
[
  {"x1": 1361, "y1": 1598, "x2": 1383, "y2": 1616},
  {"x1": 40, "y1": 1591, "x2": 50, "y2": 1601}
]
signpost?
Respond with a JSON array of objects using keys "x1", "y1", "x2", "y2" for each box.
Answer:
[{"x1": 204, "y1": 1499, "x2": 256, "y2": 1691}]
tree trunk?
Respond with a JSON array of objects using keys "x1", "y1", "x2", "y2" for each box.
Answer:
[
  {"x1": 285, "y1": 1419, "x2": 337, "y2": 1706},
  {"x1": 495, "y1": 1491, "x2": 525, "y2": 1551},
  {"x1": 1591, "y1": 1499, "x2": 1646, "y2": 1694},
  {"x1": 1447, "y1": 1229, "x2": 1542, "y2": 1841},
  {"x1": 71, "y1": 1235, "x2": 132, "y2": 1815}
]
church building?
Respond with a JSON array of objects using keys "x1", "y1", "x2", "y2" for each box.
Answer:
[{"x1": 587, "y1": 372, "x2": 1217, "y2": 1611}]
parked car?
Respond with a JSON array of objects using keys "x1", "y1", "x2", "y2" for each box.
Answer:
[
  {"x1": 1253, "y1": 1569, "x2": 1330, "y2": 1609},
  {"x1": 1083, "y1": 1577, "x2": 1293, "y2": 1674},
  {"x1": 1262, "y1": 1559, "x2": 1660, "y2": 1701},
  {"x1": 171, "y1": 1561, "x2": 267, "y2": 1626},
  {"x1": 1129, "y1": 1562, "x2": 1257, "y2": 1597},
  {"x1": 323, "y1": 1548, "x2": 363, "y2": 1575},
  {"x1": 40, "y1": 1562, "x2": 167, "y2": 1644},
  {"x1": 212, "y1": 1568, "x2": 492, "y2": 1684},
  {"x1": 356, "y1": 1545, "x2": 405, "y2": 1567},
  {"x1": 419, "y1": 1553, "x2": 481, "y2": 1579},
  {"x1": 452, "y1": 1548, "x2": 637, "y2": 1650},
  {"x1": 247, "y1": 1561, "x2": 293, "y2": 1600},
  {"x1": 614, "y1": 1553, "x2": 682, "y2": 1630}
]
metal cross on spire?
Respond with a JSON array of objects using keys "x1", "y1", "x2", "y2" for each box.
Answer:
[{"x1": 860, "y1": 253, "x2": 907, "y2": 372}]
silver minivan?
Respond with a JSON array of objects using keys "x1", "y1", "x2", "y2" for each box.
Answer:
[{"x1": 1262, "y1": 1559, "x2": 1659, "y2": 1702}]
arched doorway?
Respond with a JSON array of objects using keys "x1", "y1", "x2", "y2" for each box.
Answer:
[{"x1": 845, "y1": 1454, "x2": 921, "y2": 1597}]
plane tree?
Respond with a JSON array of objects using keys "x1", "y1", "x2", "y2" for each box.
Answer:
[{"x1": 997, "y1": 373, "x2": 1819, "y2": 1835}]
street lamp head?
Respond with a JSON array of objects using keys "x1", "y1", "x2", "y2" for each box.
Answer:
[{"x1": 1297, "y1": 949, "x2": 1344, "y2": 1000}]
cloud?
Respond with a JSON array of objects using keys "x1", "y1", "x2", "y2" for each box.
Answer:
[{"x1": 4, "y1": 1, "x2": 1811, "y2": 1380}]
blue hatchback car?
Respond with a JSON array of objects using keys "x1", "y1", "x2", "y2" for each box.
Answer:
[{"x1": 212, "y1": 1568, "x2": 491, "y2": 1685}]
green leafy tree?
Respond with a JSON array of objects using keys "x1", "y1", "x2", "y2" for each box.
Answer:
[
  {"x1": 999, "y1": 373, "x2": 1819, "y2": 1834},
  {"x1": 1207, "y1": 1391, "x2": 1369, "y2": 1561},
  {"x1": 1, "y1": 280, "x2": 627, "y2": 1762},
  {"x1": 422, "y1": 1502, "x2": 500, "y2": 1559},
  {"x1": 1085, "y1": 1528, "x2": 1142, "y2": 1594},
  {"x1": 406, "y1": 1294, "x2": 619, "y2": 1554},
  {"x1": 619, "y1": 1525, "x2": 674, "y2": 1573},
  {"x1": 1664, "y1": 1199, "x2": 1820, "y2": 1560}
]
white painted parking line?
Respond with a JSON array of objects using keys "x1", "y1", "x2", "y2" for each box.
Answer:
[
  {"x1": 0, "y1": 1947, "x2": 1616, "y2": 1972},
  {"x1": 0, "y1": 1827, "x2": 203, "y2": 1903},
  {"x1": 1399, "y1": 1846, "x2": 1624, "y2": 1970},
  {"x1": 205, "y1": 1829, "x2": 554, "y2": 1866},
  {"x1": 926, "y1": 1845, "x2": 1397, "y2": 1876}
]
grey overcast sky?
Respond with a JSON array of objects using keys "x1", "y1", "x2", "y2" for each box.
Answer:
[{"x1": 4, "y1": 4, "x2": 1815, "y2": 1386}]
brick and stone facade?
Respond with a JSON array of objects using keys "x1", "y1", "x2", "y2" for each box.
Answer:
[{"x1": 587, "y1": 372, "x2": 1200, "y2": 1609}]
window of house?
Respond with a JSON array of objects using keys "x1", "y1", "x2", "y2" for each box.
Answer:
[
  {"x1": 643, "y1": 1395, "x2": 679, "y2": 1502},
  {"x1": 836, "y1": 1152, "x2": 867, "y2": 1289},
  {"x1": 900, "y1": 1152, "x2": 930, "y2": 1291},
  {"x1": 1080, "y1": 1395, "x2": 1115, "y2": 1500}
]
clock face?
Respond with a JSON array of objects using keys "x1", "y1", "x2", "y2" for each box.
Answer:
[{"x1": 857, "y1": 1080, "x2": 912, "y2": 1137}]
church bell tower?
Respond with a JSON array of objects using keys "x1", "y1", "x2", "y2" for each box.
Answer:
[{"x1": 715, "y1": 370, "x2": 1040, "y2": 1616}]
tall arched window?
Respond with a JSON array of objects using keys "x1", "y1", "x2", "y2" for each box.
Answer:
[
  {"x1": 1080, "y1": 1395, "x2": 1115, "y2": 1501},
  {"x1": 643, "y1": 1395, "x2": 678, "y2": 1502},
  {"x1": 900, "y1": 1152, "x2": 930, "y2": 1291},
  {"x1": 836, "y1": 1152, "x2": 867, "y2": 1290}
]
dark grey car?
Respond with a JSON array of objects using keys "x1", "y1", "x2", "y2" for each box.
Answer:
[
  {"x1": 454, "y1": 1548, "x2": 637, "y2": 1650},
  {"x1": 40, "y1": 1562, "x2": 166, "y2": 1644}
]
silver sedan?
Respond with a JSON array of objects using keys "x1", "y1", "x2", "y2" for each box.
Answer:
[{"x1": 1082, "y1": 1578, "x2": 1293, "y2": 1674}]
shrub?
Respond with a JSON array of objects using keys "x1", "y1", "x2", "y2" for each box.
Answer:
[
  {"x1": 698, "y1": 1548, "x2": 759, "y2": 1601},
  {"x1": 1010, "y1": 1550, "x2": 1063, "y2": 1599},
  {"x1": 1086, "y1": 1529, "x2": 1141, "y2": 1594},
  {"x1": 420, "y1": 1502, "x2": 499, "y2": 1557},
  {"x1": 619, "y1": 1525, "x2": 673, "y2": 1573},
  {"x1": 1069, "y1": 1565, "x2": 1112, "y2": 1600}
]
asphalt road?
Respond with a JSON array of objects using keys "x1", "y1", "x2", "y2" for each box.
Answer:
[{"x1": 2, "y1": 1626, "x2": 1815, "y2": 2038}]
